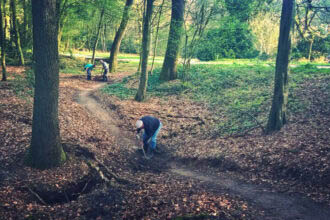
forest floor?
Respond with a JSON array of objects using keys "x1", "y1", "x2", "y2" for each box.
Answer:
[{"x1": 0, "y1": 67, "x2": 330, "y2": 219}]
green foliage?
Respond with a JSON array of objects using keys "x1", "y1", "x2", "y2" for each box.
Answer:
[
  {"x1": 120, "y1": 36, "x2": 138, "y2": 54},
  {"x1": 59, "y1": 56, "x2": 86, "y2": 74},
  {"x1": 13, "y1": 69, "x2": 35, "y2": 100},
  {"x1": 101, "y1": 82, "x2": 136, "y2": 100},
  {"x1": 196, "y1": 17, "x2": 259, "y2": 61},
  {"x1": 101, "y1": 57, "x2": 329, "y2": 136},
  {"x1": 224, "y1": 0, "x2": 259, "y2": 22},
  {"x1": 292, "y1": 35, "x2": 330, "y2": 60}
]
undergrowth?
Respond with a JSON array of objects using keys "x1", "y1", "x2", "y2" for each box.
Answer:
[{"x1": 102, "y1": 64, "x2": 330, "y2": 136}]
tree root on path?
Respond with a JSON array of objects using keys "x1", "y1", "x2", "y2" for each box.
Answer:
[{"x1": 86, "y1": 157, "x2": 131, "y2": 185}]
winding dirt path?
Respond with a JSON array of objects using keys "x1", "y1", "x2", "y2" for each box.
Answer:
[{"x1": 77, "y1": 82, "x2": 330, "y2": 220}]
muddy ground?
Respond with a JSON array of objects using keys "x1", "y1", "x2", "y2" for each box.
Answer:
[{"x1": 0, "y1": 68, "x2": 329, "y2": 219}]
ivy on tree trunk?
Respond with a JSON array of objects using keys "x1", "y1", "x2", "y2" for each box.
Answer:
[
  {"x1": 0, "y1": 0, "x2": 7, "y2": 81},
  {"x1": 159, "y1": 0, "x2": 185, "y2": 81}
]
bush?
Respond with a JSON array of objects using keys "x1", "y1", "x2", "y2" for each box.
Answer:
[
  {"x1": 258, "y1": 52, "x2": 269, "y2": 61},
  {"x1": 195, "y1": 17, "x2": 259, "y2": 61},
  {"x1": 292, "y1": 35, "x2": 330, "y2": 60}
]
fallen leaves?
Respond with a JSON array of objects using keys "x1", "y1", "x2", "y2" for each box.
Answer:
[{"x1": 1, "y1": 69, "x2": 330, "y2": 219}]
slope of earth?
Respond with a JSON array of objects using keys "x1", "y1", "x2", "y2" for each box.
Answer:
[
  {"x1": 0, "y1": 67, "x2": 329, "y2": 219},
  {"x1": 0, "y1": 70, "x2": 262, "y2": 219},
  {"x1": 96, "y1": 71, "x2": 330, "y2": 207}
]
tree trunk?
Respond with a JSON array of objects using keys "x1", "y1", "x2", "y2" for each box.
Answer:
[
  {"x1": 22, "y1": 0, "x2": 28, "y2": 46},
  {"x1": 0, "y1": 0, "x2": 6, "y2": 81},
  {"x1": 26, "y1": 0, "x2": 66, "y2": 169},
  {"x1": 56, "y1": 0, "x2": 68, "y2": 51},
  {"x1": 109, "y1": 0, "x2": 134, "y2": 73},
  {"x1": 308, "y1": 36, "x2": 314, "y2": 62},
  {"x1": 159, "y1": 0, "x2": 185, "y2": 81},
  {"x1": 149, "y1": 0, "x2": 165, "y2": 75},
  {"x1": 266, "y1": 0, "x2": 294, "y2": 134},
  {"x1": 135, "y1": 0, "x2": 154, "y2": 102},
  {"x1": 10, "y1": 0, "x2": 24, "y2": 65},
  {"x1": 102, "y1": 23, "x2": 106, "y2": 52},
  {"x1": 91, "y1": 7, "x2": 105, "y2": 64}
]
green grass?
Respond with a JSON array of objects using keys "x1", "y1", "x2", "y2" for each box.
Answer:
[
  {"x1": 101, "y1": 82, "x2": 137, "y2": 99},
  {"x1": 102, "y1": 61, "x2": 330, "y2": 136}
]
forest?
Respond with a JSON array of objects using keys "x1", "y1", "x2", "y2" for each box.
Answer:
[{"x1": 0, "y1": 0, "x2": 329, "y2": 219}]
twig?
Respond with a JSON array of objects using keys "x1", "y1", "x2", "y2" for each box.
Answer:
[
  {"x1": 27, "y1": 187, "x2": 47, "y2": 206},
  {"x1": 87, "y1": 161, "x2": 110, "y2": 183},
  {"x1": 94, "y1": 157, "x2": 119, "y2": 180},
  {"x1": 241, "y1": 112, "x2": 265, "y2": 133},
  {"x1": 166, "y1": 114, "x2": 205, "y2": 124},
  {"x1": 64, "y1": 191, "x2": 70, "y2": 203},
  {"x1": 81, "y1": 179, "x2": 91, "y2": 193}
]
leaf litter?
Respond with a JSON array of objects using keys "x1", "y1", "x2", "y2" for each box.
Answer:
[{"x1": 0, "y1": 67, "x2": 329, "y2": 219}]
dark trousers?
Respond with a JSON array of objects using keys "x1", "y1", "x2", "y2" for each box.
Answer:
[
  {"x1": 87, "y1": 69, "x2": 92, "y2": 80},
  {"x1": 103, "y1": 69, "x2": 108, "y2": 82}
]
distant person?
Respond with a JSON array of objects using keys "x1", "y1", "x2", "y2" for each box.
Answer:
[
  {"x1": 136, "y1": 116, "x2": 162, "y2": 157},
  {"x1": 84, "y1": 63, "x2": 95, "y2": 80},
  {"x1": 99, "y1": 59, "x2": 109, "y2": 82}
]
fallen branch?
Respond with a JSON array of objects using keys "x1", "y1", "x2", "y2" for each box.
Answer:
[
  {"x1": 27, "y1": 187, "x2": 47, "y2": 206},
  {"x1": 94, "y1": 158, "x2": 119, "y2": 180},
  {"x1": 81, "y1": 179, "x2": 91, "y2": 193},
  {"x1": 166, "y1": 114, "x2": 205, "y2": 124},
  {"x1": 87, "y1": 161, "x2": 111, "y2": 183},
  {"x1": 241, "y1": 112, "x2": 265, "y2": 133},
  {"x1": 64, "y1": 191, "x2": 70, "y2": 203},
  {"x1": 225, "y1": 126, "x2": 260, "y2": 139}
]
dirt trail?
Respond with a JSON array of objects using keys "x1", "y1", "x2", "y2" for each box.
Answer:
[
  {"x1": 77, "y1": 83, "x2": 330, "y2": 220},
  {"x1": 77, "y1": 83, "x2": 136, "y2": 149},
  {"x1": 171, "y1": 165, "x2": 330, "y2": 220}
]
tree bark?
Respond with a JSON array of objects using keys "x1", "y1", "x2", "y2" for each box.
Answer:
[
  {"x1": 0, "y1": 0, "x2": 7, "y2": 81},
  {"x1": 149, "y1": 0, "x2": 165, "y2": 75},
  {"x1": 308, "y1": 36, "x2": 314, "y2": 61},
  {"x1": 26, "y1": 0, "x2": 66, "y2": 169},
  {"x1": 92, "y1": 7, "x2": 105, "y2": 64},
  {"x1": 135, "y1": 0, "x2": 154, "y2": 101},
  {"x1": 266, "y1": 0, "x2": 294, "y2": 134},
  {"x1": 159, "y1": 0, "x2": 185, "y2": 81},
  {"x1": 10, "y1": 0, "x2": 24, "y2": 65},
  {"x1": 56, "y1": 0, "x2": 69, "y2": 51},
  {"x1": 109, "y1": 0, "x2": 134, "y2": 73},
  {"x1": 22, "y1": 0, "x2": 28, "y2": 46}
]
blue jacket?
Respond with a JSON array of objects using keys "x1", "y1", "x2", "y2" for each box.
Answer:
[
  {"x1": 84, "y1": 64, "x2": 95, "y2": 70},
  {"x1": 137, "y1": 116, "x2": 160, "y2": 143}
]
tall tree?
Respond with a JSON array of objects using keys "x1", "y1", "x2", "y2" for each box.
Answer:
[
  {"x1": 22, "y1": 0, "x2": 29, "y2": 46},
  {"x1": 91, "y1": 6, "x2": 105, "y2": 64},
  {"x1": 0, "y1": 0, "x2": 7, "y2": 81},
  {"x1": 26, "y1": 0, "x2": 66, "y2": 169},
  {"x1": 295, "y1": 0, "x2": 328, "y2": 61},
  {"x1": 149, "y1": 0, "x2": 165, "y2": 75},
  {"x1": 10, "y1": 0, "x2": 24, "y2": 65},
  {"x1": 266, "y1": 0, "x2": 294, "y2": 134},
  {"x1": 159, "y1": 0, "x2": 185, "y2": 81},
  {"x1": 135, "y1": 0, "x2": 154, "y2": 101},
  {"x1": 109, "y1": 0, "x2": 134, "y2": 73}
]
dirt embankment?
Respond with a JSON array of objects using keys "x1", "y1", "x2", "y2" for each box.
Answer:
[{"x1": 0, "y1": 71, "x2": 329, "y2": 219}]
